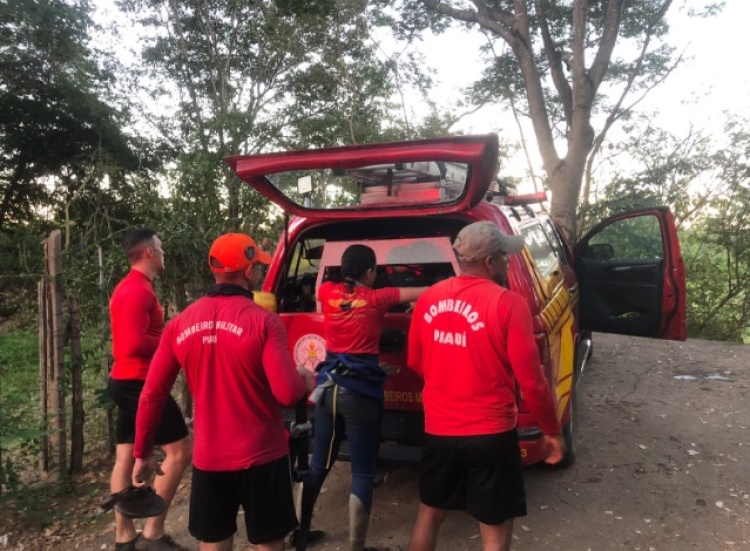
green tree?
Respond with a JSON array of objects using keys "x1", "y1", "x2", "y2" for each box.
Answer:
[
  {"x1": 116, "y1": 0, "x2": 399, "y2": 228},
  {"x1": 0, "y1": 0, "x2": 144, "y2": 232},
  {"x1": 684, "y1": 118, "x2": 750, "y2": 342},
  {"x1": 579, "y1": 117, "x2": 721, "y2": 228},
  {"x1": 579, "y1": 115, "x2": 750, "y2": 342},
  {"x1": 406, "y1": 0, "x2": 722, "y2": 241}
]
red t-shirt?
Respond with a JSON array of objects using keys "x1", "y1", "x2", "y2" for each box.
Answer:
[
  {"x1": 134, "y1": 293, "x2": 306, "y2": 470},
  {"x1": 318, "y1": 281, "x2": 400, "y2": 354},
  {"x1": 110, "y1": 270, "x2": 163, "y2": 381},
  {"x1": 408, "y1": 275, "x2": 560, "y2": 437}
]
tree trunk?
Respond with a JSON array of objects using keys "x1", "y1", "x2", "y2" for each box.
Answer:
[
  {"x1": 225, "y1": 170, "x2": 239, "y2": 229},
  {"x1": 549, "y1": 135, "x2": 591, "y2": 243},
  {"x1": 174, "y1": 278, "x2": 193, "y2": 420},
  {"x1": 69, "y1": 294, "x2": 84, "y2": 474},
  {"x1": 99, "y1": 247, "x2": 115, "y2": 455},
  {"x1": 549, "y1": 170, "x2": 583, "y2": 244}
]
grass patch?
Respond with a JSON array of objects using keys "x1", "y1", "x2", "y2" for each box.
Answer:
[
  {"x1": 0, "y1": 331, "x2": 40, "y2": 445},
  {"x1": 0, "y1": 329, "x2": 114, "y2": 484}
]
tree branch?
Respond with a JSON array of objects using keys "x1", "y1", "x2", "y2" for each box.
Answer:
[
  {"x1": 534, "y1": 0, "x2": 572, "y2": 125},
  {"x1": 166, "y1": 0, "x2": 209, "y2": 149},
  {"x1": 588, "y1": 0, "x2": 627, "y2": 89},
  {"x1": 416, "y1": 0, "x2": 511, "y2": 40},
  {"x1": 583, "y1": 1, "x2": 678, "y2": 206}
]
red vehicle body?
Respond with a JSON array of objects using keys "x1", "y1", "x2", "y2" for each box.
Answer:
[{"x1": 226, "y1": 134, "x2": 686, "y2": 467}]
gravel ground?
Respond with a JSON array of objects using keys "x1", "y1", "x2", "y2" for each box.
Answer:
[{"x1": 69, "y1": 333, "x2": 750, "y2": 551}]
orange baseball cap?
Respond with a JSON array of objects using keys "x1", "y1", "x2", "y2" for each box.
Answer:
[{"x1": 208, "y1": 233, "x2": 273, "y2": 273}]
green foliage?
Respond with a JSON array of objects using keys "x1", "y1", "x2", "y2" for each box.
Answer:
[
  {"x1": 583, "y1": 120, "x2": 719, "y2": 228},
  {"x1": 0, "y1": 327, "x2": 112, "y2": 503},
  {"x1": 582, "y1": 115, "x2": 750, "y2": 342},
  {"x1": 586, "y1": 213, "x2": 665, "y2": 260},
  {"x1": 0, "y1": 332, "x2": 39, "y2": 418},
  {"x1": 0, "y1": 331, "x2": 43, "y2": 493},
  {"x1": 419, "y1": 0, "x2": 682, "y2": 137},
  {"x1": 0, "y1": 0, "x2": 148, "y2": 232}
]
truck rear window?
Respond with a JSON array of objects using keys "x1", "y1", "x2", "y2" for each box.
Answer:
[{"x1": 278, "y1": 236, "x2": 458, "y2": 313}]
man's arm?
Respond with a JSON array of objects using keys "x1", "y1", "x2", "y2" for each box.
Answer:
[
  {"x1": 406, "y1": 298, "x2": 425, "y2": 377},
  {"x1": 133, "y1": 325, "x2": 182, "y2": 461},
  {"x1": 503, "y1": 295, "x2": 564, "y2": 463},
  {"x1": 262, "y1": 314, "x2": 308, "y2": 406},
  {"x1": 115, "y1": 287, "x2": 161, "y2": 358}
]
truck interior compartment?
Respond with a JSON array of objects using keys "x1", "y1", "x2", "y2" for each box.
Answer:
[{"x1": 277, "y1": 217, "x2": 467, "y2": 313}]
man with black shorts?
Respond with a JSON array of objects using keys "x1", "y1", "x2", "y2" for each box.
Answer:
[
  {"x1": 108, "y1": 228, "x2": 192, "y2": 550},
  {"x1": 131, "y1": 233, "x2": 315, "y2": 551},
  {"x1": 406, "y1": 222, "x2": 565, "y2": 551}
]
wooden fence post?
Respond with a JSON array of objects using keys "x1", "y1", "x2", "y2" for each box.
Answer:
[
  {"x1": 46, "y1": 230, "x2": 66, "y2": 478},
  {"x1": 69, "y1": 294, "x2": 84, "y2": 474},
  {"x1": 38, "y1": 278, "x2": 49, "y2": 472}
]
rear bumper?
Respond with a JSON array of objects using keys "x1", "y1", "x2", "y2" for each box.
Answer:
[
  {"x1": 289, "y1": 408, "x2": 549, "y2": 466},
  {"x1": 517, "y1": 426, "x2": 547, "y2": 465},
  {"x1": 377, "y1": 411, "x2": 548, "y2": 467}
]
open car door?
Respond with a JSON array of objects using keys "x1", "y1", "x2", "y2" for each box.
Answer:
[{"x1": 574, "y1": 207, "x2": 686, "y2": 341}]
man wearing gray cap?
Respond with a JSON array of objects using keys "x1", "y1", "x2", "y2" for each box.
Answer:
[{"x1": 406, "y1": 221, "x2": 565, "y2": 551}]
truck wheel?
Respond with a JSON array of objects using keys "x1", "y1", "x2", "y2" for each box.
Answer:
[
  {"x1": 582, "y1": 330, "x2": 594, "y2": 361},
  {"x1": 552, "y1": 381, "x2": 577, "y2": 469}
]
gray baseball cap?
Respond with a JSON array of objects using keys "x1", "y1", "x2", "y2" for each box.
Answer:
[{"x1": 453, "y1": 221, "x2": 525, "y2": 263}]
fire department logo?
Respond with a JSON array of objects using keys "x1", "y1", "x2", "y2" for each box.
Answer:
[{"x1": 294, "y1": 334, "x2": 327, "y2": 370}]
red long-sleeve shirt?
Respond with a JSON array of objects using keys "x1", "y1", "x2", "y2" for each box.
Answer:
[
  {"x1": 407, "y1": 275, "x2": 560, "y2": 437},
  {"x1": 318, "y1": 281, "x2": 400, "y2": 354},
  {"x1": 134, "y1": 293, "x2": 306, "y2": 470},
  {"x1": 110, "y1": 270, "x2": 163, "y2": 381}
]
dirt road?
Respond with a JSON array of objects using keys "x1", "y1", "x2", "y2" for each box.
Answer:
[{"x1": 77, "y1": 333, "x2": 748, "y2": 551}]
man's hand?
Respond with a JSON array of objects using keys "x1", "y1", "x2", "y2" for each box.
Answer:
[
  {"x1": 298, "y1": 365, "x2": 317, "y2": 393},
  {"x1": 132, "y1": 453, "x2": 164, "y2": 487},
  {"x1": 542, "y1": 434, "x2": 566, "y2": 465},
  {"x1": 297, "y1": 365, "x2": 318, "y2": 394}
]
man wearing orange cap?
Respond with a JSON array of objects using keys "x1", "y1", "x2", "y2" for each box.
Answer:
[{"x1": 132, "y1": 233, "x2": 315, "y2": 551}]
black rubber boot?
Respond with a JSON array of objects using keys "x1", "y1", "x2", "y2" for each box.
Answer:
[
  {"x1": 349, "y1": 494, "x2": 371, "y2": 551},
  {"x1": 294, "y1": 479, "x2": 323, "y2": 551}
]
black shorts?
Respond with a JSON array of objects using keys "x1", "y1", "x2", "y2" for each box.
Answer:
[
  {"x1": 419, "y1": 430, "x2": 527, "y2": 525},
  {"x1": 188, "y1": 456, "x2": 298, "y2": 544},
  {"x1": 108, "y1": 378, "x2": 189, "y2": 446}
]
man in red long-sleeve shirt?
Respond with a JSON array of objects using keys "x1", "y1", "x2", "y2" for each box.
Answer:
[
  {"x1": 407, "y1": 221, "x2": 565, "y2": 551},
  {"x1": 132, "y1": 233, "x2": 315, "y2": 551},
  {"x1": 108, "y1": 228, "x2": 192, "y2": 551}
]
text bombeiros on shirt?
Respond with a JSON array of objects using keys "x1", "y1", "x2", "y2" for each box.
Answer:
[
  {"x1": 422, "y1": 299, "x2": 485, "y2": 348},
  {"x1": 175, "y1": 320, "x2": 244, "y2": 345}
]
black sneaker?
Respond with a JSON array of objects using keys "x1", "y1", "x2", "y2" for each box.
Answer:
[
  {"x1": 101, "y1": 486, "x2": 167, "y2": 519},
  {"x1": 287, "y1": 529, "x2": 325, "y2": 549}
]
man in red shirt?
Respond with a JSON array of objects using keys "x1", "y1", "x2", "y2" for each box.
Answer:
[
  {"x1": 132, "y1": 233, "x2": 314, "y2": 551},
  {"x1": 406, "y1": 221, "x2": 565, "y2": 551},
  {"x1": 108, "y1": 228, "x2": 192, "y2": 551}
]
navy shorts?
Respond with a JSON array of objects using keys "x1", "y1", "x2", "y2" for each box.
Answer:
[
  {"x1": 108, "y1": 378, "x2": 188, "y2": 445},
  {"x1": 418, "y1": 430, "x2": 527, "y2": 525},
  {"x1": 189, "y1": 456, "x2": 298, "y2": 544}
]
